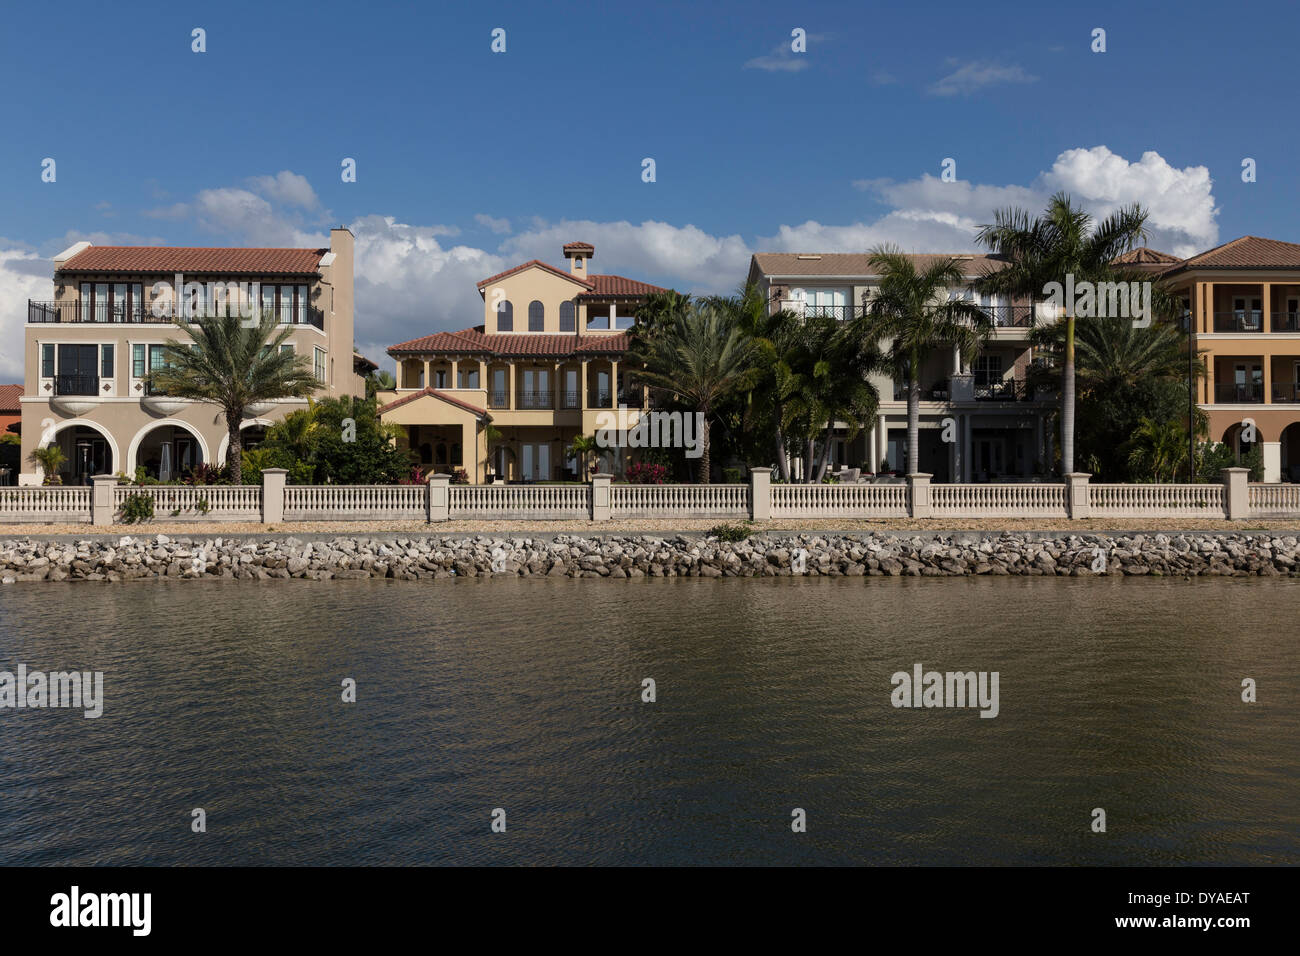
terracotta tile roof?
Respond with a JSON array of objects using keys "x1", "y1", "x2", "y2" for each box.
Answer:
[
  {"x1": 1163, "y1": 236, "x2": 1300, "y2": 274},
  {"x1": 58, "y1": 246, "x2": 327, "y2": 275},
  {"x1": 388, "y1": 326, "x2": 629, "y2": 358},
  {"x1": 377, "y1": 387, "x2": 488, "y2": 418},
  {"x1": 1113, "y1": 247, "x2": 1180, "y2": 264},
  {"x1": 562, "y1": 241, "x2": 595, "y2": 253},
  {"x1": 476, "y1": 259, "x2": 593, "y2": 291},
  {"x1": 0, "y1": 384, "x2": 22, "y2": 412},
  {"x1": 582, "y1": 274, "x2": 667, "y2": 297},
  {"x1": 750, "y1": 252, "x2": 1010, "y2": 278}
]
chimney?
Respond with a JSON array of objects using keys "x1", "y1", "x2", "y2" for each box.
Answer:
[{"x1": 563, "y1": 241, "x2": 594, "y2": 278}]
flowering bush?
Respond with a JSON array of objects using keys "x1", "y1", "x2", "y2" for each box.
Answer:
[
  {"x1": 398, "y1": 463, "x2": 426, "y2": 486},
  {"x1": 451, "y1": 468, "x2": 470, "y2": 484},
  {"x1": 626, "y1": 462, "x2": 668, "y2": 484}
]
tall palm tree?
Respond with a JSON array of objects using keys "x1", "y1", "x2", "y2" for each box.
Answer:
[
  {"x1": 150, "y1": 311, "x2": 320, "y2": 484},
  {"x1": 705, "y1": 283, "x2": 799, "y2": 481},
  {"x1": 976, "y1": 192, "x2": 1150, "y2": 475},
  {"x1": 628, "y1": 304, "x2": 756, "y2": 484},
  {"x1": 565, "y1": 434, "x2": 602, "y2": 481},
  {"x1": 777, "y1": 314, "x2": 882, "y2": 482},
  {"x1": 856, "y1": 248, "x2": 992, "y2": 476}
]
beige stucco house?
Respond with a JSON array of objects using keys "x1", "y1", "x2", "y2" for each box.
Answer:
[
  {"x1": 19, "y1": 228, "x2": 360, "y2": 485},
  {"x1": 378, "y1": 242, "x2": 665, "y2": 482}
]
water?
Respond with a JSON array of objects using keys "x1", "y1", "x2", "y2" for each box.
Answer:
[{"x1": 1, "y1": 577, "x2": 1296, "y2": 865}]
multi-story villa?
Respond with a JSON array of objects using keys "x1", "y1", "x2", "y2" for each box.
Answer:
[
  {"x1": 746, "y1": 252, "x2": 1054, "y2": 481},
  {"x1": 378, "y1": 242, "x2": 664, "y2": 482},
  {"x1": 1159, "y1": 236, "x2": 1300, "y2": 482},
  {"x1": 18, "y1": 228, "x2": 358, "y2": 485}
]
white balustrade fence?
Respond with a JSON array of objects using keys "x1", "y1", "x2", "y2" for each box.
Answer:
[
  {"x1": 285, "y1": 484, "x2": 425, "y2": 520},
  {"x1": 931, "y1": 483, "x2": 1068, "y2": 518},
  {"x1": 3, "y1": 472, "x2": 1300, "y2": 526},
  {"x1": 451, "y1": 483, "x2": 591, "y2": 519},
  {"x1": 114, "y1": 484, "x2": 262, "y2": 521},
  {"x1": 0, "y1": 486, "x2": 92, "y2": 523},
  {"x1": 771, "y1": 482, "x2": 908, "y2": 518},
  {"x1": 611, "y1": 483, "x2": 748, "y2": 518},
  {"x1": 1089, "y1": 483, "x2": 1224, "y2": 518},
  {"x1": 1249, "y1": 483, "x2": 1300, "y2": 517}
]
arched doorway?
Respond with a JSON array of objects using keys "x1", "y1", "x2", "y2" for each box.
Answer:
[
  {"x1": 47, "y1": 422, "x2": 116, "y2": 485},
  {"x1": 1282, "y1": 422, "x2": 1300, "y2": 483},
  {"x1": 132, "y1": 422, "x2": 206, "y2": 481},
  {"x1": 216, "y1": 419, "x2": 273, "y2": 467}
]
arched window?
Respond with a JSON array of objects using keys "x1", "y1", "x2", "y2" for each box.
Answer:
[
  {"x1": 559, "y1": 300, "x2": 576, "y2": 332},
  {"x1": 528, "y1": 300, "x2": 545, "y2": 332},
  {"x1": 497, "y1": 300, "x2": 513, "y2": 331}
]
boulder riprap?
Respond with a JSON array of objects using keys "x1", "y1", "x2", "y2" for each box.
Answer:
[{"x1": 0, "y1": 531, "x2": 1298, "y2": 581}]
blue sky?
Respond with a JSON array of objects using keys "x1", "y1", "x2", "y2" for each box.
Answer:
[{"x1": 2, "y1": 0, "x2": 1297, "y2": 374}]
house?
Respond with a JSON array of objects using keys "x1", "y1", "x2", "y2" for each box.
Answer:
[
  {"x1": 746, "y1": 252, "x2": 1055, "y2": 481},
  {"x1": 18, "y1": 228, "x2": 357, "y2": 485},
  {"x1": 0, "y1": 384, "x2": 20, "y2": 435},
  {"x1": 378, "y1": 242, "x2": 665, "y2": 482},
  {"x1": 1157, "y1": 236, "x2": 1300, "y2": 482}
]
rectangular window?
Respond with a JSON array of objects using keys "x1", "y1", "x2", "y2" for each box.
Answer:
[
  {"x1": 262, "y1": 286, "x2": 276, "y2": 322},
  {"x1": 42, "y1": 343, "x2": 55, "y2": 378},
  {"x1": 95, "y1": 283, "x2": 109, "y2": 323},
  {"x1": 296, "y1": 285, "x2": 308, "y2": 324},
  {"x1": 280, "y1": 286, "x2": 295, "y2": 325},
  {"x1": 314, "y1": 347, "x2": 327, "y2": 383},
  {"x1": 280, "y1": 344, "x2": 294, "y2": 356},
  {"x1": 458, "y1": 367, "x2": 479, "y2": 388},
  {"x1": 132, "y1": 344, "x2": 146, "y2": 378},
  {"x1": 101, "y1": 344, "x2": 114, "y2": 378}
]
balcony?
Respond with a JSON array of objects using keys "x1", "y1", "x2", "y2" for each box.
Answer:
[
  {"x1": 1215, "y1": 382, "x2": 1264, "y2": 403},
  {"x1": 974, "y1": 379, "x2": 1033, "y2": 402},
  {"x1": 1273, "y1": 383, "x2": 1300, "y2": 404},
  {"x1": 981, "y1": 305, "x2": 1035, "y2": 328},
  {"x1": 1273, "y1": 312, "x2": 1300, "y2": 333},
  {"x1": 517, "y1": 390, "x2": 554, "y2": 410},
  {"x1": 489, "y1": 390, "x2": 509, "y2": 408},
  {"x1": 1213, "y1": 311, "x2": 1264, "y2": 333},
  {"x1": 560, "y1": 390, "x2": 580, "y2": 409},
  {"x1": 27, "y1": 299, "x2": 324, "y2": 329},
  {"x1": 588, "y1": 390, "x2": 612, "y2": 408},
  {"x1": 54, "y1": 373, "x2": 99, "y2": 396}
]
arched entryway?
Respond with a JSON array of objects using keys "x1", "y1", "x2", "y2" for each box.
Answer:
[
  {"x1": 44, "y1": 420, "x2": 118, "y2": 485},
  {"x1": 216, "y1": 419, "x2": 273, "y2": 467},
  {"x1": 129, "y1": 421, "x2": 208, "y2": 480},
  {"x1": 1282, "y1": 422, "x2": 1300, "y2": 483}
]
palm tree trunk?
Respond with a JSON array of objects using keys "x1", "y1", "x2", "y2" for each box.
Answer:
[
  {"x1": 226, "y1": 408, "x2": 243, "y2": 485},
  {"x1": 804, "y1": 437, "x2": 814, "y2": 483},
  {"x1": 814, "y1": 420, "x2": 834, "y2": 481},
  {"x1": 698, "y1": 416, "x2": 712, "y2": 484},
  {"x1": 773, "y1": 404, "x2": 791, "y2": 482},
  {"x1": 1062, "y1": 313, "x2": 1076, "y2": 475},
  {"x1": 907, "y1": 359, "x2": 921, "y2": 475}
]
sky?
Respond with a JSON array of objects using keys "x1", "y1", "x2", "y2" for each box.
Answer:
[{"x1": 2, "y1": 0, "x2": 1298, "y2": 378}]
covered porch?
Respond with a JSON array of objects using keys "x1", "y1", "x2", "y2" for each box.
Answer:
[{"x1": 378, "y1": 387, "x2": 490, "y2": 483}]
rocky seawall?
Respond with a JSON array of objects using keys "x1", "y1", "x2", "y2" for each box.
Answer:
[{"x1": 2, "y1": 532, "x2": 1299, "y2": 582}]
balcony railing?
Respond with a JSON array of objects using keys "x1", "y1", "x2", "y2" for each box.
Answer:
[
  {"x1": 1213, "y1": 311, "x2": 1264, "y2": 333},
  {"x1": 974, "y1": 379, "x2": 1033, "y2": 402},
  {"x1": 589, "y1": 390, "x2": 612, "y2": 408},
  {"x1": 1272, "y1": 312, "x2": 1300, "y2": 332},
  {"x1": 489, "y1": 390, "x2": 509, "y2": 408},
  {"x1": 54, "y1": 373, "x2": 99, "y2": 396},
  {"x1": 1215, "y1": 382, "x2": 1264, "y2": 403},
  {"x1": 27, "y1": 299, "x2": 324, "y2": 329},
  {"x1": 517, "y1": 390, "x2": 554, "y2": 410},
  {"x1": 778, "y1": 301, "x2": 1034, "y2": 327},
  {"x1": 1272, "y1": 383, "x2": 1300, "y2": 404},
  {"x1": 981, "y1": 305, "x2": 1035, "y2": 328},
  {"x1": 560, "y1": 390, "x2": 580, "y2": 409}
]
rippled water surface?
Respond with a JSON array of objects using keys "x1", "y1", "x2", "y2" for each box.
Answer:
[{"x1": 1, "y1": 576, "x2": 1296, "y2": 865}]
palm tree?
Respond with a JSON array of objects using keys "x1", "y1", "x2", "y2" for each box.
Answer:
[
  {"x1": 627, "y1": 304, "x2": 756, "y2": 484},
  {"x1": 29, "y1": 445, "x2": 66, "y2": 485},
  {"x1": 565, "y1": 434, "x2": 602, "y2": 481},
  {"x1": 976, "y1": 193, "x2": 1150, "y2": 475},
  {"x1": 857, "y1": 248, "x2": 992, "y2": 476},
  {"x1": 707, "y1": 283, "x2": 800, "y2": 481},
  {"x1": 777, "y1": 314, "x2": 882, "y2": 481},
  {"x1": 149, "y1": 311, "x2": 320, "y2": 484},
  {"x1": 1124, "y1": 417, "x2": 1186, "y2": 483}
]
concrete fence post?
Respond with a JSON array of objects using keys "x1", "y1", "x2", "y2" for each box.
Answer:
[
  {"x1": 427, "y1": 474, "x2": 451, "y2": 522},
  {"x1": 1065, "y1": 473, "x2": 1091, "y2": 520},
  {"x1": 91, "y1": 474, "x2": 117, "y2": 526},
  {"x1": 907, "y1": 473, "x2": 932, "y2": 518},
  {"x1": 591, "y1": 473, "x2": 613, "y2": 521},
  {"x1": 261, "y1": 468, "x2": 287, "y2": 524},
  {"x1": 1221, "y1": 467, "x2": 1249, "y2": 520},
  {"x1": 749, "y1": 467, "x2": 772, "y2": 521}
]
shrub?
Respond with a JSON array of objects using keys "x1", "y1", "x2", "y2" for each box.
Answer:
[
  {"x1": 721, "y1": 466, "x2": 745, "y2": 484},
  {"x1": 451, "y1": 468, "x2": 470, "y2": 484},
  {"x1": 119, "y1": 493, "x2": 155, "y2": 524},
  {"x1": 626, "y1": 461, "x2": 668, "y2": 484},
  {"x1": 708, "y1": 521, "x2": 753, "y2": 542},
  {"x1": 182, "y1": 462, "x2": 230, "y2": 485}
]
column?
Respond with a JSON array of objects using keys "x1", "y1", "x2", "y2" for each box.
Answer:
[
  {"x1": 749, "y1": 467, "x2": 772, "y2": 520},
  {"x1": 610, "y1": 360, "x2": 619, "y2": 409},
  {"x1": 907, "y1": 472, "x2": 932, "y2": 518},
  {"x1": 449, "y1": 358, "x2": 459, "y2": 388},
  {"x1": 1221, "y1": 467, "x2": 1248, "y2": 520},
  {"x1": 876, "y1": 413, "x2": 887, "y2": 472},
  {"x1": 1065, "y1": 472, "x2": 1090, "y2": 519},
  {"x1": 427, "y1": 473, "x2": 450, "y2": 522},
  {"x1": 421, "y1": 359, "x2": 430, "y2": 389},
  {"x1": 581, "y1": 360, "x2": 589, "y2": 410},
  {"x1": 1263, "y1": 282, "x2": 1272, "y2": 334},
  {"x1": 962, "y1": 414, "x2": 973, "y2": 482},
  {"x1": 590, "y1": 473, "x2": 612, "y2": 520},
  {"x1": 508, "y1": 361, "x2": 516, "y2": 410},
  {"x1": 261, "y1": 468, "x2": 287, "y2": 524},
  {"x1": 91, "y1": 474, "x2": 117, "y2": 526}
]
